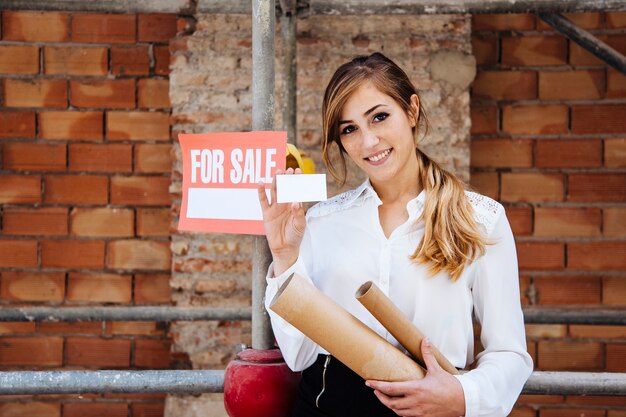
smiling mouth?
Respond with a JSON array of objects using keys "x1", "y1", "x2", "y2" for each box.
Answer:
[{"x1": 365, "y1": 148, "x2": 392, "y2": 162}]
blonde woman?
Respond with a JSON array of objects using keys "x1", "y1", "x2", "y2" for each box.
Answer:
[{"x1": 258, "y1": 52, "x2": 532, "y2": 417}]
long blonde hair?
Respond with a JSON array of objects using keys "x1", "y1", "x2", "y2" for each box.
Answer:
[{"x1": 322, "y1": 52, "x2": 486, "y2": 281}]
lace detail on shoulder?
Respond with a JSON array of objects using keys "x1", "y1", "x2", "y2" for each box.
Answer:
[
  {"x1": 307, "y1": 185, "x2": 368, "y2": 218},
  {"x1": 465, "y1": 191, "x2": 503, "y2": 235}
]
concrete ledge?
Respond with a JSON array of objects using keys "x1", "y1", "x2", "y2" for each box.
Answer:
[{"x1": 1, "y1": 0, "x2": 191, "y2": 13}]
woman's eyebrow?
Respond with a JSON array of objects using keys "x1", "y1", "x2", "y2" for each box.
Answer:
[{"x1": 339, "y1": 104, "x2": 388, "y2": 125}]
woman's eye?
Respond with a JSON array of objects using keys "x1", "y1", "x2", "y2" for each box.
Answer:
[
  {"x1": 340, "y1": 125, "x2": 356, "y2": 135},
  {"x1": 373, "y1": 112, "x2": 389, "y2": 123}
]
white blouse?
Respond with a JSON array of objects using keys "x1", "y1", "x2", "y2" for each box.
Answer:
[{"x1": 265, "y1": 180, "x2": 533, "y2": 417}]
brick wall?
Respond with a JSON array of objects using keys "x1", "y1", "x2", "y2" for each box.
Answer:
[
  {"x1": 470, "y1": 12, "x2": 626, "y2": 414},
  {"x1": 0, "y1": 10, "x2": 177, "y2": 416}
]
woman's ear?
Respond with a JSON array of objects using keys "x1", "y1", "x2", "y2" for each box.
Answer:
[{"x1": 408, "y1": 94, "x2": 420, "y2": 128}]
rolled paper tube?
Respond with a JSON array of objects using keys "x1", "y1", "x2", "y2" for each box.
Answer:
[
  {"x1": 355, "y1": 281, "x2": 460, "y2": 375},
  {"x1": 269, "y1": 273, "x2": 425, "y2": 381}
]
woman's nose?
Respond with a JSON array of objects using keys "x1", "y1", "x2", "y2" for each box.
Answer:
[{"x1": 361, "y1": 128, "x2": 379, "y2": 147}]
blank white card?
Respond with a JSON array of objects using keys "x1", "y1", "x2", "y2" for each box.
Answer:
[{"x1": 276, "y1": 174, "x2": 328, "y2": 203}]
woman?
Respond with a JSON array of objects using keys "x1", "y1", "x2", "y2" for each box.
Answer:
[{"x1": 258, "y1": 52, "x2": 532, "y2": 417}]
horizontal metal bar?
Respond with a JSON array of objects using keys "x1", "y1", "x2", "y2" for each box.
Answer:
[
  {"x1": 0, "y1": 306, "x2": 624, "y2": 325},
  {"x1": 0, "y1": 370, "x2": 624, "y2": 395},
  {"x1": 0, "y1": 307, "x2": 251, "y2": 322},
  {"x1": 0, "y1": 371, "x2": 224, "y2": 395},
  {"x1": 538, "y1": 13, "x2": 626, "y2": 75},
  {"x1": 198, "y1": 0, "x2": 626, "y2": 14}
]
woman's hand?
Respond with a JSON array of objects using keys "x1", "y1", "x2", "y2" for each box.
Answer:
[
  {"x1": 257, "y1": 167, "x2": 307, "y2": 276},
  {"x1": 366, "y1": 338, "x2": 466, "y2": 417}
]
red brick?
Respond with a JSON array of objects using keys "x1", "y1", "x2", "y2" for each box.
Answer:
[
  {"x1": 538, "y1": 70, "x2": 604, "y2": 100},
  {"x1": 604, "y1": 207, "x2": 626, "y2": 237},
  {"x1": 470, "y1": 139, "x2": 532, "y2": 168},
  {"x1": 64, "y1": 403, "x2": 127, "y2": 417},
  {"x1": 67, "y1": 272, "x2": 132, "y2": 303},
  {"x1": 604, "y1": 277, "x2": 626, "y2": 306},
  {"x1": 43, "y1": 175, "x2": 108, "y2": 204},
  {"x1": 471, "y1": 34, "x2": 497, "y2": 66},
  {"x1": 540, "y1": 409, "x2": 605, "y2": 417},
  {"x1": 605, "y1": 138, "x2": 626, "y2": 168},
  {"x1": 570, "y1": 35, "x2": 626, "y2": 66},
  {"x1": 39, "y1": 111, "x2": 103, "y2": 141},
  {"x1": 137, "y1": 208, "x2": 169, "y2": 237},
  {"x1": 537, "y1": 12, "x2": 603, "y2": 31},
  {"x1": 607, "y1": 69, "x2": 626, "y2": 98},
  {"x1": 0, "y1": 240, "x2": 38, "y2": 268},
  {"x1": 107, "y1": 240, "x2": 171, "y2": 270},
  {"x1": 107, "y1": 321, "x2": 163, "y2": 336},
  {"x1": 534, "y1": 208, "x2": 600, "y2": 237},
  {"x1": 538, "y1": 341, "x2": 603, "y2": 371},
  {"x1": 3, "y1": 207, "x2": 68, "y2": 236},
  {"x1": 135, "y1": 339, "x2": 171, "y2": 368},
  {"x1": 111, "y1": 45, "x2": 149, "y2": 75},
  {"x1": 132, "y1": 403, "x2": 164, "y2": 417},
  {"x1": 0, "y1": 322, "x2": 36, "y2": 334},
  {"x1": 0, "y1": 175, "x2": 40, "y2": 203},
  {"x1": 154, "y1": 45, "x2": 170, "y2": 75},
  {"x1": 609, "y1": 411, "x2": 626, "y2": 417},
  {"x1": 138, "y1": 79, "x2": 170, "y2": 108},
  {"x1": 3, "y1": 79, "x2": 67, "y2": 108},
  {"x1": 607, "y1": 344, "x2": 626, "y2": 372},
  {"x1": 502, "y1": 105, "x2": 568, "y2": 135},
  {"x1": 107, "y1": 112, "x2": 170, "y2": 141},
  {"x1": 566, "y1": 396, "x2": 626, "y2": 406},
  {"x1": 506, "y1": 206, "x2": 532, "y2": 236},
  {"x1": 501, "y1": 173, "x2": 564, "y2": 202},
  {"x1": 472, "y1": 14, "x2": 535, "y2": 30},
  {"x1": 510, "y1": 407, "x2": 535, "y2": 417},
  {"x1": 41, "y1": 240, "x2": 105, "y2": 269},
  {"x1": 470, "y1": 105, "x2": 497, "y2": 135},
  {"x1": 572, "y1": 104, "x2": 626, "y2": 134},
  {"x1": 110, "y1": 176, "x2": 170, "y2": 205},
  {"x1": 40, "y1": 322, "x2": 102, "y2": 335},
  {"x1": 534, "y1": 276, "x2": 601, "y2": 304},
  {"x1": 517, "y1": 395, "x2": 565, "y2": 405},
  {"x1": 66, "y1": 337, "x2": 131, "y2": 367},
  {"x1": 0, "y1": 111, "x2": 36, "y2": 138},
  {"x1": 3, "y1": 11, "x2": 69, "y2": 42},
  {"x1": 472, "y1": 71, "x2": 536, "y2": 100},
  {"x1": 138, "y1": 13, "x2": 177, "y2": 42},
  {"x1": 3, "y1": 143, "x2": 66, "y2": 171},
  {"x1": 70, "y1": 207, "x2": 133, "y2": 237},
  {"x1": 70, "y1": 79, "x2": 135, "y2": 109},
  {"x1": 135, "y1": 144, "x2": 172, "y2": 173},
  {"x1": 607, "y1": 12, "x2": 626, "y2": 28},
  {"x1": 568, "y1": 242, "x2": 626, "y2": 270},
  {"x1": 135, "y1": 274, "x2": 171, "y2": 304},
  {"x1": 0, "y1": 45, "x2": 39, "y2": 74},
  {"x1": 536, "y1": 139, "x2": 601, "y2": 168},
  {"x1": 68, "y1": 143, "x2": 132, "y2": 173},
  {"x1": 525, "y1": 324, "x2": 567, "y2": 339},
  {"x1": 71, "y1": 13, "x2": 135, "y2": 43},
  {"x1": 502, "y1": 36, "x2": 567, "y2": 66},
  {"x1": 469, "y1": 172, "x2": 498, "y2": 200},
  {"x1": 516, "y1": 242, "x2": 565, "y2": 270},
  {"x1": 568, "y1": 173, "x2": 626, "y2": 202},
  {"x1": 0, "y1": 272, "x2": 65, "y2": 302},
  {"x1": 0, "y1": 336, "x2": 63, "y2": 366},
  {"x1": 570, "y1": 325, "x2": 626, "y2": 339},
  {"x1": 0, "y1": 402, "x2": 60, "y2": 417},
  {"x1": 44, "y1": 46, "x2": 107, "y2": 76}
]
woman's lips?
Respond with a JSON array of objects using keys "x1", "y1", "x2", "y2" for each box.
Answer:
[{"x1": 365, "y1": 148, "x2": 392, "y2": 165}]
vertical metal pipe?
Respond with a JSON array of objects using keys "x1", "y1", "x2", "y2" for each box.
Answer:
[
  {"x1": 281, "y1": 9, "x2": 297, "y2": 145},
  {"x1": 251, "y1": 0, "x2": 276, "y2": 350}
]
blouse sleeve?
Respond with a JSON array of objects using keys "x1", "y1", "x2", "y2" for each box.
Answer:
[
  {"x1": 264, "y1": 224, "x2": 320, "y2": 372},
  {"x1": 454, "y1": 211, "x2": 533, "y2": 417}
]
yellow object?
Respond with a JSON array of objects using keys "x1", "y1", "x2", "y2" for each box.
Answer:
[{"x1": 286, "y1": 143, "x2": 315, "y2": 174}]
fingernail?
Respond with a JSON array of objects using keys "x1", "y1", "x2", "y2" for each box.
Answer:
[
  {"x1": 365, "y1": 382, "x2": 371, "y2": 387},
  {"x1": 424, "y1": 337, "x2": 431, "y2": 347}
]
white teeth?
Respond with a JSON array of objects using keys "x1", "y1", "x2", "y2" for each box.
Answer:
[{"x1": 368, "y1": 149, "x2": 391, "y2": 162}]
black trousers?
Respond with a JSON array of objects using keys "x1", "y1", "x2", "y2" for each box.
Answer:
[{"x1": 291, "y1": 354, "x2": 398, "y2": 417}]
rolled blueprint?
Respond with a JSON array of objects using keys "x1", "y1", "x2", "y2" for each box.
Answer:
[
  {"x1": 269, "y1": 273, "x2": 425, "y2": 381},
  {"x1": 355, "y1": 281, "x2": 459, "y2": 375}
]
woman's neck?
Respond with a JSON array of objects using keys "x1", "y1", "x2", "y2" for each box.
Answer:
[{"x1": 370, "y1": 162, "x2": 422, "y2": 206}]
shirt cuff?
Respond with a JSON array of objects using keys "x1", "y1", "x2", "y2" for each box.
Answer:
[
  {"x1": 266, "y1": 257, "x2": 307, "y2": 292},
  {"x1": 454, "y1": 373, "x2": 480, "y2": 417}
]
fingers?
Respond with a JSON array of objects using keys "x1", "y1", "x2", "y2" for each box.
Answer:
[
  {"x1": 366, "y1": 380, "x2": 409, "y2": 397},
  {"x1": 270, "y1": 169, "x2": 281, "y2": 206},
  {"x1": 257, "y1": 181, "x2": 269, "y2": 210},
  {"x1": 421, "y1": 338, "x2": 442, "y2": 373}
]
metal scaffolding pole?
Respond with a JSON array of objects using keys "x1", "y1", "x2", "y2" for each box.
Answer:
[
  {"x1": 251, "y1": 0, "x2": 276, "y2": 351},
  {"x1": 279, "y1": 0, "x2": 298, "y2": 145}
]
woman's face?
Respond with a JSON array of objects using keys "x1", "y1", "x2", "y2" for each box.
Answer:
[{"x1": 338, "y1": 81, "x2": 420, "y2": 187}]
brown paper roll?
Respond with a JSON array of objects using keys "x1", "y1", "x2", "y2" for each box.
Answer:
[
  {"x1": 269, "y1": 273, "x2": 425, "y2": 381},
  {"x1": 355, "y1": 281, "x2": 459, "y2": 375}
]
